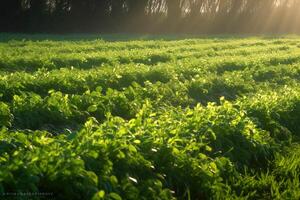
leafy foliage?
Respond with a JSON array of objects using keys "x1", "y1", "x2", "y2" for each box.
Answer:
[{"x1": 0, "y1": 35, "x2": 300, "y2": 199}]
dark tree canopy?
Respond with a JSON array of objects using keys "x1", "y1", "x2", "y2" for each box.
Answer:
[{"x1": 1, "y1": 0, "x2": 300, "y2": 33}]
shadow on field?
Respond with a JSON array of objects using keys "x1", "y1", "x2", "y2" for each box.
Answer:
[{"x1": 0, "y1": 33, "x2": 272, "y2": 42}]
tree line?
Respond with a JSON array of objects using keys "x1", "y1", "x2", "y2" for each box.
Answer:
[{"x1": 1, "y1": 0, "x2": 300, "y2": 33}]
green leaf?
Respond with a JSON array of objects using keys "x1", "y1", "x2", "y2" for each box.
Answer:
[
  {"x1": 110, "y1": 176, "x2": 118, "y2": 185},
  {"x1": 92, "y1": 190, "x2": 105, "y2": 200},
  {"x1": 198, "y1": 153, "x2": 207, "y2": 159},
  {"x1": 133, "y1": 140, "x2": 141, "y2": 144},
  {"x1": 109, "y1": 192, "x2": 122, "y2": 200},
  {"x1": 205, "y1": 146, "x2": 212, "y2": 152},
  {"x1": 88, "y1": 105, "x2": 98, "y2": 112},
  {"x1": 128, "y1": 144, "x2": 137, "y2": 153}
]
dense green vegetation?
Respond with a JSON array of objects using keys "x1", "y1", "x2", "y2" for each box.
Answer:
[{"x1": 1, "y1": 34, "x2": 300, "y2": 199}]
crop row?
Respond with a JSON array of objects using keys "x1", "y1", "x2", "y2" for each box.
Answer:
[
  {"x1": 1, "y1": 37, "x2": 300, "y2": 72},
  {"x1": 1, "y1": 57, "x2": 300, "y2": 103},
  {"x1": 1, "y1": 86, "x2": 300, "y2": 199},
  {"x1": 1, "y1": 72, "x2": 300, "y2": 132}
]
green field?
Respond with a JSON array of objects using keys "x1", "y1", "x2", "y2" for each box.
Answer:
[{"x1": 1, "y1": 34, "x2": 300, "y2": 199}]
